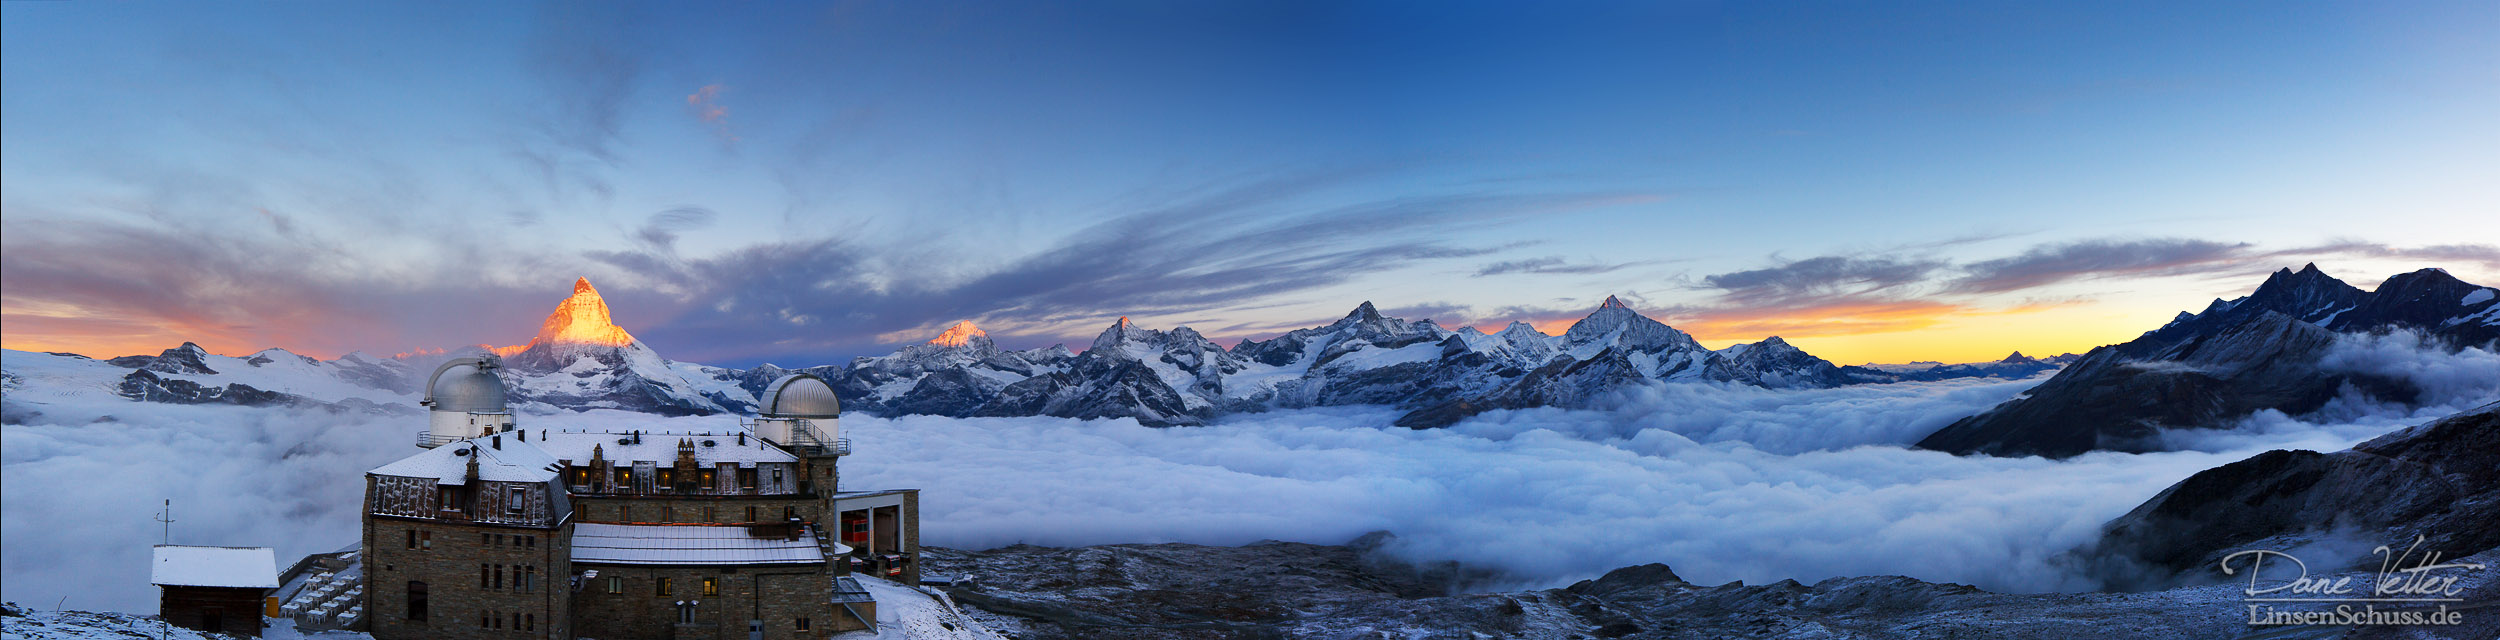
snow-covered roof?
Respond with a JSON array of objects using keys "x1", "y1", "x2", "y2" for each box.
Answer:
[
  {"x1": 369, "y1": 435, "x2": 559, "y2": 485},
  {"x1": 570, "y1": 523, "x2": 827, "y2": 565},
  {"x1": 152, "y1": 545, "x2": 279, "y2": 589},
  {"x1": 531, "y1": 429, "x2": 797, "y2": 468}
]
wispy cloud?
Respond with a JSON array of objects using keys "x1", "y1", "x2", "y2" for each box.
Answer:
[
  {"x1": 592, "y1": 179, "x2": 1641, "y2": 364},
  {"x1": 1949, "y1": 238, "x2": 2252, "y2": 293},
  {"x1": 1472, "y1": 256, "x2": 1653, "y2": 277},
  {"x1": 1697, "y1": 255, "x2": 1947, "y2": 304},
  {"x1": 685, "y1": 84, "x2": 735, "y2": 144}
]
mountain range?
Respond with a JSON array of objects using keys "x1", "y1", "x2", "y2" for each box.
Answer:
[
  {"x1": 1917, "y1": 265, "x2": 2500, "y2": 458},
  {"x1": 7, "y1": 265, "x2": 2493, "y2": 460}
]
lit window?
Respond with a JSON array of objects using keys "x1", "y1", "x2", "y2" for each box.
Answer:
[
  {"x1": 702, "y1": 577, "x2": 718, "y2": 596},
  {"x1": 656, "y1": 577, "x2": 673, "y2": 596}
]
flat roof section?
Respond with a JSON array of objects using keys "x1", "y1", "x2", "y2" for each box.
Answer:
[{"x1": 152, "y1": 545, "x2": 280, "y2": 589}]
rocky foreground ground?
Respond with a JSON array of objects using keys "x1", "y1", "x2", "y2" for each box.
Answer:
[{"x1": 923, "y1": 536, "x2": 2497, "y2": 640}]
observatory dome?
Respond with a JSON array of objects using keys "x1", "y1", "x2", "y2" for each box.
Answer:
[
  {"x1": 759, "y1": 374, "x2": 841, "y2": 418},
  {"x1": 424, "y1": 358, "x2": 509, "y2": 413}
]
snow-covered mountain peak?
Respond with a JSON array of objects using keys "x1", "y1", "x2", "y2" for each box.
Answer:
[
  {"x1": 1560, "y1": 295, "x2": 1698, "y2": 354},
  {"x1": 930, "y1": 321, "x2": 990, "y2": 348},
  {"x1": 530, "y1": 277, "x2": 638, "y2": 349}
]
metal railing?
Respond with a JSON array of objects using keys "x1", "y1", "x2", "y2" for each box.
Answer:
[
  {"x1": 414, "y1": 431, "x2": 468, "y2": 448},
  {"x1": 789, "y1": 422, "x2": 851, "y2": 456}
]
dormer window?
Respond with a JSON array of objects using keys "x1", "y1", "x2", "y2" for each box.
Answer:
[{"x1": 505, "y1": 487, "x2": 526, "y2": 514}]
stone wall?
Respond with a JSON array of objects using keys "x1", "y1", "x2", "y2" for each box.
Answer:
[
  {"x1": 570, "y1": 563, "x2": 863, "y2": 640},
  {"x1": 363, "y1": 516, "x2": 571, "y2": 640}
]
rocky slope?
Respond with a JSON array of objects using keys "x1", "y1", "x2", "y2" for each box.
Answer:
[
  {"x1": 924, "y1": 534, "x2": 2499, "y2": 640},
  {"x1": 2082, "y1": 402, "x2": 2500, "y2": 592},
  {"x1": 1918, "y1": 265, "x2": 2500, "y2": 458}
]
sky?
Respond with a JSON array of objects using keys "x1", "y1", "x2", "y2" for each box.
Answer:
[{"x1": 3, "y1": 1, "x2": 2495, "y2": 368}]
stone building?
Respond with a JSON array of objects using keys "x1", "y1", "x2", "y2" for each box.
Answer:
[{"x1": 362, "y1": 356, "x2": 917, "y2": 640}]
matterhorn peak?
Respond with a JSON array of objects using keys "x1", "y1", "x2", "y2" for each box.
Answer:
[
  {"x1": 929, "y1": 320, "x2": 988, "y2": 347},
  {"x1": 531, "y1": 278, "x2": 637, "y2": 348}
]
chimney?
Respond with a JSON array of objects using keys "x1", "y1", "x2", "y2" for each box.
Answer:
[{"x1": 493, "y1": 434, "x2": 502, "y2": 450}]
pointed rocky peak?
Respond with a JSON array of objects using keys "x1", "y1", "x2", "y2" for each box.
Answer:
[
  {"x1": 1347, "y1": 301, "x2": 1384, "y2": 322},
  {"x1": 172, "y1": 342, "x2": 209, "y2": 356},
  {"x1": 532, "y1": 277, "x2": 638, "y2": 348},
  {"x1": 2001, "y1": 351, "x2": 2037, "y2": 363},
  {"x1": 1092, "y1": 316, "x2": 1150, "y2": 352},
  {"x1": 929, "y1": 321, "x2": 988, "y2": 347},
  {"x1": 1598, "y1": 295, "x2": 1630, "y2": 311}
]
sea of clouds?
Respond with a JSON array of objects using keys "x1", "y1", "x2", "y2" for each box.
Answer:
[{"x1": 6, "y1": 334, "x2": 2495, "y2": 614}]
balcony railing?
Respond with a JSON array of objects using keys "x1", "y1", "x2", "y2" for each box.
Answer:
[
  {"x1": 415, "y1": 431, "x2": 469, "y2": 448},
  {"x1": 789, "y1": 422, "x2": 851, "y2": 456}
]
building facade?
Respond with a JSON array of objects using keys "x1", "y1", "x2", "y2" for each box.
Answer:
[{"x1": 362, "y1": 357, "x2": 917, "y2": 640}]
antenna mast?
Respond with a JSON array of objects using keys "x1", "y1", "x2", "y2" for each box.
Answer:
[{"x1": 153, "y1": 499, "x2": 175, "y2": 545}]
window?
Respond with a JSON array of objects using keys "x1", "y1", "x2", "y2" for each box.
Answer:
[
  {"x1": 658, "y1": 468, "x2": 676, "y2": 487},
  {"x1": 420, "y1": 531, "x2": 431, "y2": 549},
  {"x1": 744, "y1": 506, "x2": 758, "y2": 522},
  {"x1": 677, "y1": 602, "x2": 696, "y2": 623},
  {"x1": 656, "y1": 577, "x2": 673, "y2": 596},
  {"x1": 524, "y1": 535, "x2": 535, "y2": 549},
  {"x1": 795, "y1": 617, "x2": 811, "y2": 631},
  {"x1": 438, "y1": 487, "x2": 461, "y2": 512},
  {"x1": 617, "y1": 467, "x2": 634, "y2": 487},
  {"x1": 606, "y1": 576, "x2": 622, "y2": 594},
  {"x1": 525, "y1": 613, "x2": 535, "y2": 632},
  {"x1": 699, "y1": 469, "x2": 716, "y2": 488},
  {"x1": 739, "y1": 468, "x2": 758, "y2": 490},
  {"x1": 405, "y1": 581, "x2": 427, "y2": 621},
  {"x1": 480, "y1": 564, "x2": 491, "y2": 589},
  {"x1": 704, "y1": 507, "x2": 717, "y2": 523},
  {"x1": 494, "y1": 564, "x2": 504, "y2": 589},
  {"x1": 660, "y1": 506, "x2": 675, "y2": 523},
  {"x1": 771, "y1": 468, "x2": 784, "y2": 485},
  {"x1": 702, "y1": 577, "x2": 718, "y2": 596},
  {"x1": 519, "y1": 566, "x2": 533, "y2": 593},
  {"x1": 405, "y1": 530, "x2": 417, "y2": 550},
  {"x1": 783, "y1": 506, "x2": 796, "y2": 520},
  {"x1": 479, "y1": 609, "x2": 491, "y2": 629},
  {"x1": 618, "y1": 505, "x2": 630, "y2": 522},
  {"x1": 506, "y1": 487, "x2": 526, "y2": 514},
  {"x1": 482, "y1": 533, "x2": 493, "y2": 546},
  {"x1": 511, "y1": 611, "x2": 520, "y2": 630}
]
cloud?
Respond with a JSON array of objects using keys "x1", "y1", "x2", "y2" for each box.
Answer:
[
  {"x1": 1472, "y1": 256, "x2": 1651, "y2": 277},
  {"x1": 634, "y1": 206, "x2": 720, "y2": 253},
  {"x1": 597, "y1": 182, "x2": 1635, "y2": 365},
  {"x1": 16, "y1": 335, "x2": 2490, "y2": 614},
  {"x1": 685, "y1": 84, "x2": 735, "y2": 144},
  {"x1": 1951, "y1": 238, "x2": 2254, "y2": 293},
  {"x1": 1696, "y1": 255, "x2": 1947, "y2": 306}
]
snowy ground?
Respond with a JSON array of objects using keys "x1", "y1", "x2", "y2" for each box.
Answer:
[
  {"x1": 0, "y1": 606, "x2": 369, "y2": 640},
  {"x1": 831, "y1": 576, "x2": 1008, "y2": 640}
]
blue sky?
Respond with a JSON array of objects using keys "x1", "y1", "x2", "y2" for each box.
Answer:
[{"x1": 4, "y1": 1, "x2": 2495, "y2": 367}]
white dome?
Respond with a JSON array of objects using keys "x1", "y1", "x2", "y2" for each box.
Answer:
[
  {"x1": 758, "y1": 374, "x2": 841, "y2": 418},
  {"x1": 424, "y1": 357, "x2": 509, "y2": 413}
]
